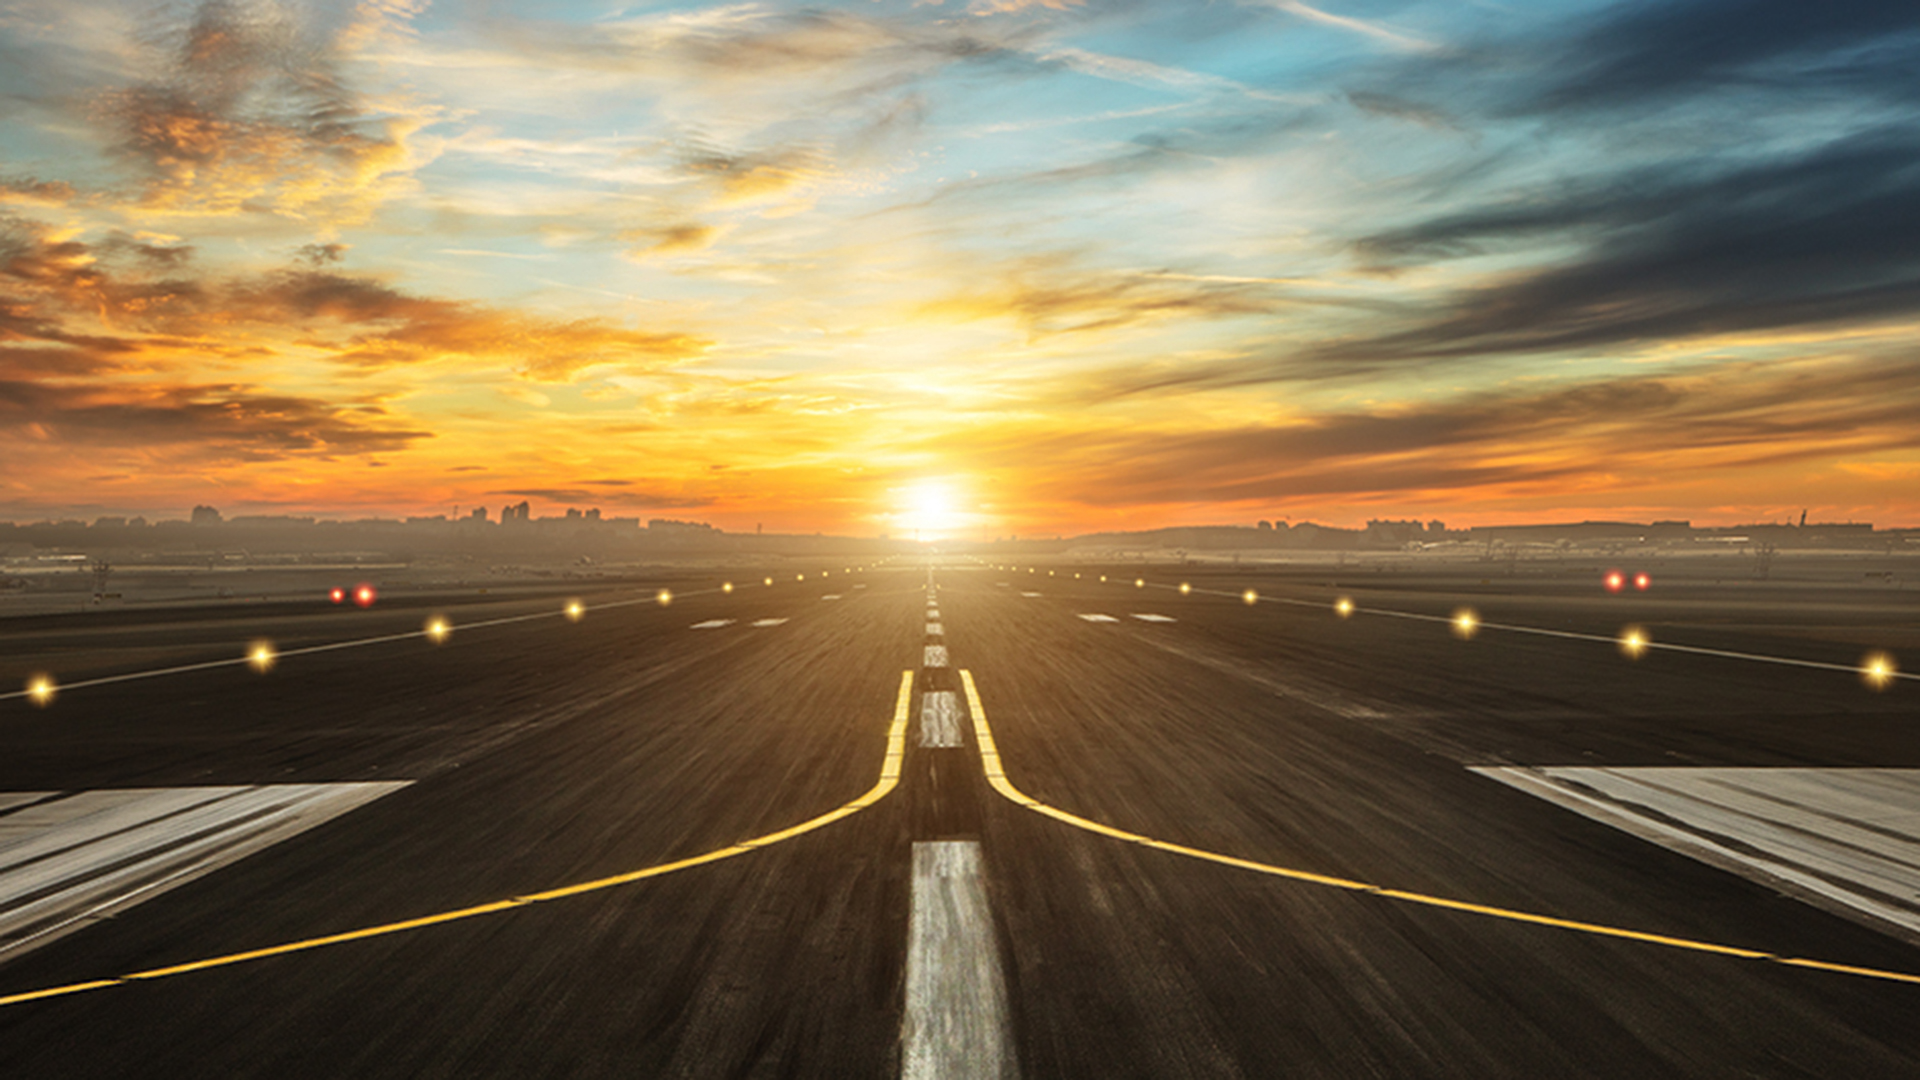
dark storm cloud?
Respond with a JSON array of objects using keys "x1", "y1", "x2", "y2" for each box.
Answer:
[
  {"x1": 1535, "y1": 0, "x2": 1920, "y2": 113},
  {"x1": 0, "y1": 378, "x2": 430, "y2": 460},
  {"x1": 1336, "y1": 128, "x2": 1920, "y2": 363},
  {"x1": 1321, "y1": 0, "x2": 1920, "y2": 369}
]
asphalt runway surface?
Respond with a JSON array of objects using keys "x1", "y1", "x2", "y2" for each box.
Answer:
[{"x1": 0, "y1": 558, "x2": 1916, "y2": 1077}]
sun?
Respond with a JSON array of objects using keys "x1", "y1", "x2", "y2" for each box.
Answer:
[{"x1": 895, "y1": 479, "x2": 968, "y2": 540}]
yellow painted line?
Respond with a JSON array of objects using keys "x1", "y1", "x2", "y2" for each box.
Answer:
[
  {"x1": 959, "y1": 668, "x2": 1920, "y2": 988},
  {"x1": 0, "y1": 670, "x2": 916, "y2": 1009}
]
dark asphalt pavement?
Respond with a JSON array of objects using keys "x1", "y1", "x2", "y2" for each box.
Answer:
[{"x1": 1, "y1": 560, "x2": 1916, "y2": 1077}]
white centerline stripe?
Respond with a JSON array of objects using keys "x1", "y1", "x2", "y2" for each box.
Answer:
[
  {"x1": 924, "y1": 645, "x2": 950, "y2": 668},
  {"x1": 689, "y1": 619, "x2": 734, "y2": 630},
  {"x1": 822, "y1": 594, "x2": 843, "y2": 601},
  {"x1": 927, "y1": 623, "x2": 944, "y2": 635},
  {"x1": 1019, "y1": 592, "x2": 1041, "y2": 598},
  {"x1": 1130, "y1": 613, "x2": 1176, "y2": 623},
  {"x1": 919, "y1": 692, "x2": 963, "y2": 748},
  {"x1": 902, "y1": 841, "x2": 1017, "y2": 1080},
  {"x1": 1077, "y1": 614, "x2": 1118, "y2": 623},
  {"x1": 749, "y1": 618, "x2": 789, "y2": 628}
]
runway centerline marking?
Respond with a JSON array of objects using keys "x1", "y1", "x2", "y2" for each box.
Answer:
[
  {"x1": 1077, "y1": 614, "x2": 1118, "y2": 623},
  {"x1": 919, "y1": 692, "x2": 963, "y2": 748},
  {"x1": 0, "y1": 671, "x2": 917, "y2": 1009},
  {"x1": 1130, "y1": 614, "x2": 1176, "y2": 623},
  {"x1": 902, "y1": 841, "x2": 1017, "y2": 1080},
  {"x1": 749, "y1": 618, "x2": 789, "y2": 627},
  {"x1": 924, "y1": 645, "x2": 950, "y2": 668},
  {"x1": 957, "y1": 669, "x2": 1920, "y2": 989},
  {"x1": 689, "y1": 619, "x2": 735, "y2": 630}
]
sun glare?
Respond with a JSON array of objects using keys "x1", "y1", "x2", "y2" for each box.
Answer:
[{"x1": 893, "y1": 479, "x2": 973, "y2": 541}]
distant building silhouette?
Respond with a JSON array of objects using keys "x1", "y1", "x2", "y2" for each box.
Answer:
[
  {"x1": 190, "y1": 505, "x2": 222, "y2": 525},
  {"x1": 500, "y1": 500, "x2": 531, "y2": 523}
]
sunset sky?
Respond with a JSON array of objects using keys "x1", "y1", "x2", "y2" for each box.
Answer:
[{"x1": 3, "y1": 0, "x2": 1917, "y2": 538}]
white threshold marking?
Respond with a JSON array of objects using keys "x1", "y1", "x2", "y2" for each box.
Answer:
[
  {"x1": 1130, "y1": 613, "x2": 1175, "y2": 623},
  {"x1": 749, "y1": 618, "x2": 789, "y2": 628},
  {"x1": 920, "y1": 692, "x2": 963, "y2": 748},
  {"x1": 924, "y1": 645, "x2": 951, "y2": 668},
  {"x1": 1077, "y1": 614, "x2": 1118, "y2": 623},
  {"x1": 927, "y1": 623, "x2": 944, "y2": 635},
  {"x1": 0, "y1": 783, "x2": 410, "y2": 961},
  {"x1": 902, "y1": 841, "x2": 1017, "y2": 1080},
  {"x1": 1477, "y1": 767, "x2": 1920, "y2": 942},
  {"x1": 689, "y1": 619, "x2": 735, "y2": 630}
]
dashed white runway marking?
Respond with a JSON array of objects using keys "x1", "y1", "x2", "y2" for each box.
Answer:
[
  {"x1": 1478, "y1": 767, "x2": 1920, "y2": 942},
  {"x1": 1019, "y1": 592, "x2": 1041, "y2": 598},
  {"x1": 689, "y1": 619, "x2": 735, "y2": 630},
  {"x1": 919, "y1": 692, "x2": 963, "y2": 748},
  {"x1": 0, "y1": 783, "x2": 410, "y2": 962},
  {"x1": 924, "y1": 645, "x2": 950, "y2": 668},
  {"x1": 1130, "y1": 613, "x2": 1176, "y2": 623},
  {"x1": 927, "y1": 623, "x2": 944, "y2": 635},
  {"x1": 821, "y1": 594, "x2": 843, "y2": 601},
  {"x1": 902, "y1": 841, "x2": 1017, "y2": 1080},
  {"x1": 749, "y1": 618, "x2": 789, "y2": 628},
  {"x1": 1077, "y1": 614, "x2": 1118, "y2": 623}
]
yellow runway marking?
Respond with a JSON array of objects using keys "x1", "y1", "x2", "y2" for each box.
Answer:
[
  {"x1": 0, "y1": 670, "x2": 916, "y2": 1009},
  {"x1": 958, "y1": 669, "x2": 1920, "y2": 988}
]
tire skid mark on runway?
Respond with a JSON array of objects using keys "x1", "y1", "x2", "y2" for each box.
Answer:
[
  {"x1": 957, "y1": 669, "x2": 1920, "y2": 989},
  {"x1": 0, "y1": 670, "x2": 917, "y2": 1009}
]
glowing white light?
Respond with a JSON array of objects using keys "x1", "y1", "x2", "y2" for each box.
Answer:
[
  {"x1": 565, "y1": 600, "x2": 585, "y2": 622},
  {"x1": 1134, "y1": 579, "x2": 1144, "y2": 588},
  {"x1": 248, "y1": 640, "x2": 277, "y2": 673},
  {"x1": 425, "y1": 616, "x2": 452, "y2": 643},
  {"x1": 1242, "y1": 589, "x2": 1258, "y2": 605},
  {"x1": 1334, "y1": 597, "x2": 1354, "y2": 618},
  {"x1": 722, "y1": 581, "x2": 734, "y2": 593},
  {"x1": 1452, "y1": 608, "x2": 1479, "y2": 639},
  {"x1": 26, "y1": 674, "x2": 55, "y2": 706},
  {"x1": 657, "y1": 589, "x2": 673, "y2": 606},
  {"x1": 1179, "y1": 583, "x2": 1192, "y2": 595},
  {"x1": 1863, "y1": 652, "x2": 1897, "y2": 690}
]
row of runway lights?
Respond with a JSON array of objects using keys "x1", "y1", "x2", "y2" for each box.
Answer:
[
  {"x1": 16, "y1": 562, "x2": 1900, "y2": 705},
  {"x1": 17, "y1": 567, "x2": 882, "y2": 707},
  {"x1": 989, "y1": 564, "x2": 1903, "y2": 692}
]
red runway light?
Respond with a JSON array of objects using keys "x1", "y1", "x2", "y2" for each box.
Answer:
[
  {"x1": 329, "y1": 587, "x2": 345, "y2": 604},
  {"x1": 1604, "y1": 570, "x2": 1625, "y2": 594},
  {"x1": 1633, "y1": 572, "x2": 1651, "y2": 591},
  {"x1": 353, "y1": 584, "x2": 376, "y2": 608}
]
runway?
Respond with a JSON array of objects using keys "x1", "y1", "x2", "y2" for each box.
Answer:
[{"x1": 1, "y1": 560, "x2": 1916, "y2": 1077}]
